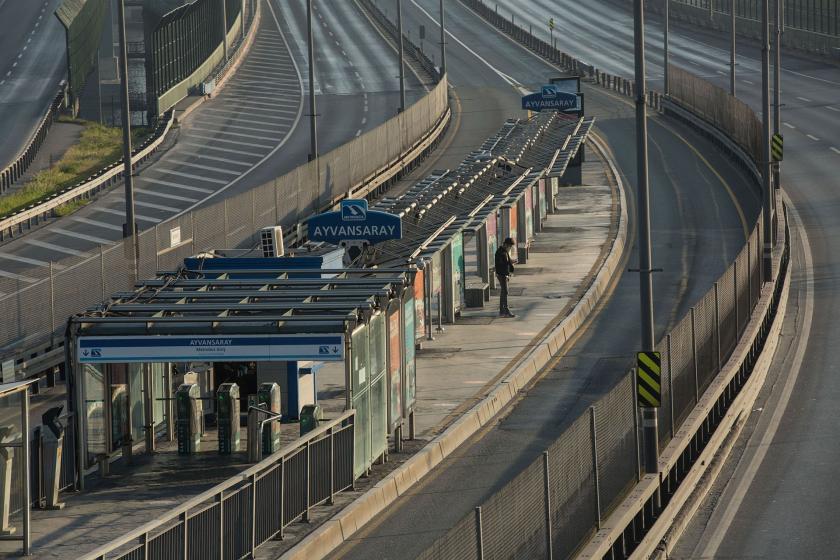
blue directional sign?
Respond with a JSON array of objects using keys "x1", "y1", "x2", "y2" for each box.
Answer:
[
  {"x1": 521, "y1": 84, "x2": 581, "y2": 113},
  {"x1": 309, "y1": 199, "x2": 402, "y2": 245}
]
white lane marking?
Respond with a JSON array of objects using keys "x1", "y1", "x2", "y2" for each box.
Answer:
[
  {"x1": 806, "y1": 134, "x2": 820, "y2": 141},
  {"x1": 130, "y1": 199, "x2": 180, "y2": 213},
  {"x1": 796, "y1": 96, "x2": 812, "y2": 102},
  {"x1": 164, "y1": 160, "x2": 242, "y2": 176},
  {"x1": 51, "y1": 228, "x2": 115, "y2": 245},
  {"x1": 782, "y1": 122, "x2": 795, "y2": 129},
  {"x1": 194, "y1": 113, "x2": 284, "y2": 129},
  {"x1": 189, "y1": 126, "x2": 279, "y2": 143},
  {"x1": 174, "y1": 0, "x2": 304, "y2": 219},
  {"x1": 192, "y1": 119, "x2": 282, "y2": 136},
  {"x1": 0, "y1": 269, "x2": 37, "y2": 283},
  {"x1": 830, "y1": 147, "x2": 840, "y2": 155},
  {"x1": 134, "y1": 187, "x2": 197, "y2": 203},
  {"x1": 355, "y1": 129, "x2": 361, "y2": 137},
  {"x1": 95, "y1": 207, "x2": 161, "y2": 223},
  {"x1": 181, "y1": 141, "x2": 265, "y2": 158},
  {"x1": 208, "y1": 98, "x2": 298, "y2": 113},
  {"x1": 225, "y1": 81, "x2": 299, "y2": 92},
  {"x1": 201, "y1": 107, "x2": 295, "y2": 121},
  {"x1": 153, "y1": 169, "x2": 228, "y2": 185},
  {"x1": 698, "y1": 202, "x2": 813, "y2": 558},
  {"x1": 176, "y1": 152, "x2": 253, "y2": 167},
  {"x1": 407, "y1": 0, "x2": 519, "y2": 87},
  {"x1": 742, "y1": 79, "x2": 754, "y2": 85},
  {"x1": 0, "y1": 252, "x2": 63, "y2": 270},
  {"x1": 827, "y1": 106, "x2": 840, "y2": 112},
  {"x1": 69, "y1": 216, "x2": 123, "y2": 232},
  {"x1": 24, "y1": 239, "x2": 89, "y2": 257},
  {"x1": 184, "y1": 133, "x2": 274, "y2": 149},
  {"x1": 140, "y1": 176, "x2": 215, "y2": 193}
]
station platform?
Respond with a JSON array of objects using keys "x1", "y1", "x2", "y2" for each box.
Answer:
[{"x1": 0, "y1": 151, "x2": 620, "y2": 559}]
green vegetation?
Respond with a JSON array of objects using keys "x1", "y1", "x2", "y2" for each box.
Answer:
[
  {"x1": 0, "y1": 121, "x2": 148, "y2": 218},
  {"x1": 54, "y1": 199, "x2": 90, "y2": 217}
]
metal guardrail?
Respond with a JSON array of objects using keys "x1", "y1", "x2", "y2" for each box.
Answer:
[
  {"x1": 0, "y1": 111, "x2": 174, "y2": 241},
  {"x1": 0, "y1": 83, "x2": 67, "y2": 194},
  {"x1": 412, "y1": 4, "x2": 784, "y2": 559},
  {"x1": 79, "y1": 410, "x2": 356, "y2": 560}
]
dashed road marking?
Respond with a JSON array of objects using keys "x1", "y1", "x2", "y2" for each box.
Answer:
[
  {"x1": 96, "y1": 207, "x2": 161, "y2": 223},
  {"x1": 176, "y1": 152, "x2": 254, "y2": 167},
  {"x1": 827, "y1": 106, "x2": 840, "y2": 112},
  {"x1": 133, "y1": 187, "x2": 198, "y2": 203},
  {"x1": 0, "y1": 252, "x2": 63, "y2": 270},
  {"x1": 152, "y1": 169, "x2": 227, "y2": 185},
  {"x1": 782, "y1": 122, "x2": 795, "y2": 129},
  {"x1": 24, "y1": 239, "x2": 89, "y2": 257},
  {"x1": 165, "y1": 159, "x2": 242, "y2": 176},
  {"x1": 0, "y1": 269, "x2": 37, "y2": 283},
  {"x1": 830, "y1": 147, "x2": 840, "y2": 155},
  {"x1": 141, "y1": 175, "x2": 217, "y2": 191},
  {"x1": 195, "y1": 114, "x2": 283, "y2": 129},
  {"x1": 742, "y1": 79, "x2": 754, "y2": 85},
  {"x1": 193, "y1": 118, "x2": 282, "y2": 136},
  {"x1": 51, "y1": 227, "x2": 115, "y2": 245},
  {"x1": 129, "y1": 199, "x2": 180, "y2": 213},
  {"x1": 69, "y1": 216, "x2": 123, "y2": 232},
  {"x1": 807, "y1": 134, "x2": 820, "y2": 141},
  {"x1": 186, "y1": 133, "x2": 274, "y2": 149},
  {"x1": 181, "y1": 141, "x2": 265, "y2": 158},
  {"x1": 201, "y1": 107, "x2": 295, "y2": 121},
  {"x1": 190, "y1": 126, "x2": 279, "y2": 142},
  {"x1": 796, "y1": 96, "x2": 812, "y2": 102}
]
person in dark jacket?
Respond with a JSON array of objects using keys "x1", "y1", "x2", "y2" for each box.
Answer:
[{"x1": 495, "y1": 237, "x2": 516, "y2": 317}]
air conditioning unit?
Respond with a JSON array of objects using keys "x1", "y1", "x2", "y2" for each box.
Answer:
[{"x1": 260, "y1": 226, "x2": 284, "y2": 258}]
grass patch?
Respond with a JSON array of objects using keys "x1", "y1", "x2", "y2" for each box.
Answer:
[
  {"x1": 54, "y1": 199, "x2": 90, "y2": 217},
  {"x1": 0, "y1": 121, "x2": 149, "y2": 218}
]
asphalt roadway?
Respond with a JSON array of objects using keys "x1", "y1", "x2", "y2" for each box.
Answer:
[
  {"x1": 328, "y1": 1, "x2": 761, "y2": 557},
  {"x1": 0, "y1": 0, "x2": 423, "y2": 308},
  {"x1": 496, "y1": 1, "x2": 840, "y2": 557},
  {"x1": 0, "y1": 0, "x2": 66, "y2": 170}
]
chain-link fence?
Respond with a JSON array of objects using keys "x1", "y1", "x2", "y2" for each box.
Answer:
[
  {"x1": 0, "y1": 76, "x2": 449, "y2": 364},
  {"x1": 416, "y1": 210, "x2": 764, "y2": 560}
]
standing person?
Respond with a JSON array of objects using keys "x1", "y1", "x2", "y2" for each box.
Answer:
[{"x1": 495, "y1": 237, "x2": 516, "y2": 318}]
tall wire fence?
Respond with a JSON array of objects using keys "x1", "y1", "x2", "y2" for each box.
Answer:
[
  {"x1": 415, "y1": 211, "x2": 763, "y2": 560},
  {"x1": 0, "y1": 77, "x2": 449, "y2": 361}
]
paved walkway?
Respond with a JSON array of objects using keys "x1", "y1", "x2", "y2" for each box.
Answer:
[{"x1": 0, "y1": 152, "x2": 618, "y2": 559}]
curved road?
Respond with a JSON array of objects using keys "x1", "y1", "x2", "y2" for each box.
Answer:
[
  {"x1": 0, "y1": 0, "x2": 423, "y2": 321},
  {"x1": 328, "y1": 1, "x2": 760, "y2": 557},
  {"x1": 0, "y1": 0, "x2": 66, "y2": 169}
]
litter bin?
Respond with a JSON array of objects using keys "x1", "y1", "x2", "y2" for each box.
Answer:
[
  {"x1": 300, "y1": 405, "x2": 322, "y2": 436},
  {"x1": 41, "y1": 406, "x2": 65, "y2": 510}
]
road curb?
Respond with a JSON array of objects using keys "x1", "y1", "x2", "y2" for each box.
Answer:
[{"x1": 280, "y1": 132, "x2": 630, "y2": 560}]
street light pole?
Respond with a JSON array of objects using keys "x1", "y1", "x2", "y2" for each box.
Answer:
[
  {"x1": 117, "y1": 0, "x2": 136, "y2": 260},
  {"x1": 397, "y1": 0, "x2": 406, "y2": 112},
  {"x1": 664, "y1": 0, "x2": 669, "y2": 95},
  {"x1": 730, "y1": 0, "x2": 736, "y2": 96},
  {"x1": 773, "y1": 0, "x2": 782, "y2": 190},
  {"x1": 439, "y1": 0, "x2": 446, "y2": 77},
  {"x1": 306, "y1": 0, "x2": 318, "y2": 163},
  {"x1": 761, "y1": 0, "x2": 773, "y2": 279},
  {"x1": 634, "y1": 0, "x2": 658, "y2": 474}
]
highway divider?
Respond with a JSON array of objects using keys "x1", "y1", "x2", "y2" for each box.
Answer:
[
  {"x1": 455, "y1": 3, "x2": 791, "y2": 558},
  {"x1": 0, "y1": 75, "x2": 451, "y2": 375},
  {"x1": 280, "y1": 130, "x2": 629, "y2": 560},
  {"x1": 0, "y1": 83, "x2": 67, "y2": 195},
  {"x1": 0, "y1": 0, "x2": 264, "y2": 244}
]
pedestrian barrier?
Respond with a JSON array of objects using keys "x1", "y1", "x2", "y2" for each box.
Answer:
[
  {"x1": 410, "y1": 4, "x2": 788, "y2": 559},
  {"x1": 0, "y1": 84, "x2": 67, "y2": 195},
  {"x1": 78, "y1": 410, "x2": 356, "y2": 560}
]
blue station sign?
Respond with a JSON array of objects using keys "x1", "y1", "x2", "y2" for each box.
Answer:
[
  {"x1": 309, "y1": 199, "x2": 402, "y2": 245},
  {"x1": 521, "y1": 84, "x2": 581, "y2": 113}
]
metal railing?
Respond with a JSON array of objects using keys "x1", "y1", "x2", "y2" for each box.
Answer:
[
  {"x1": 413, "y1": 4, "x2": 781, "y2": 558},
  {"x1": 0, "y1": 83, "x2": 67, "y2": 194},
  {"x1": 0, "y1": 111, "x2": 174, "y2": 241},
  {"x1": 80, "y1": 410, "x2": 355, "y2": 560},
  {"x1": 0, "y1": 74, "x2": 449, "y2": 371}
]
